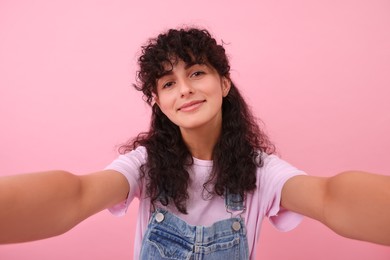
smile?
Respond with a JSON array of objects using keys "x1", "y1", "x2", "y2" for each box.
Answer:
[{"x1": 178, "y1": 100, "x2": 205, "y2": 112}]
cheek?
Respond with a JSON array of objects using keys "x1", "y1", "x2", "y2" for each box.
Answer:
[
  {"x1": 158, "y1": 105, "x2": 179, "y2": 126},
  {"x1": 210, "y1": 88, "x2": 224, "y2": 105},
  {"x1": 156, "y1": 95, "x2": 175, "y2": 115}
]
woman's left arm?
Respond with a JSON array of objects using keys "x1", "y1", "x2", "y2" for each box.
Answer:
[{"x1": 281, "y1": 171, "x2": 390, "y2": 245}]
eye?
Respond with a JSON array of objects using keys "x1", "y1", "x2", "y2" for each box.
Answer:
[
  {"x1": 191, "y1": 71, "x2": 205, "y2": 78},
  {"x1": 162, "y1": 81, "x2": 175, "y2": 89}
]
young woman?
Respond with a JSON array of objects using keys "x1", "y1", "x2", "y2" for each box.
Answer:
[{"x1": 0, "y1": 27, "x2": 389, "y2": 259}]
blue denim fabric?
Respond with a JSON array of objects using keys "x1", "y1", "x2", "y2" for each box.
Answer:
[
  {"x1": 225, "y1": 192, "x2": 245, "y2": 212},
  {"x1": 140, "y1": 194, "x2": 249, "y2": 260}
]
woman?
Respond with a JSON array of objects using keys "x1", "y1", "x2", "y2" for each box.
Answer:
[{"x1": 0, "y1": 27, "x2": 389, "y2": 259}]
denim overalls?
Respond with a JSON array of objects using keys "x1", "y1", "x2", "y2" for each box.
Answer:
[{"x1": 139, "y1": 193, "x2": 249, "y2": 260}]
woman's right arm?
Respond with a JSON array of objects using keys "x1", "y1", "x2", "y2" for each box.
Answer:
[{"x1": 0, "y1": 169, "x2": 129, "y2": 243}]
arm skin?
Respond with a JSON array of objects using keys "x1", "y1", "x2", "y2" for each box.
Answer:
[
  {"x1": 281, "y1": 171, "x2": 390, "y2": 246},
  {"x1": 0, "y1": 170, "x2": 129, "y2": 244}
]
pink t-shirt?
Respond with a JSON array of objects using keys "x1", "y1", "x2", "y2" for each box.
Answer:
[{"x1": 106, "y1": 146, "x2": 305, "y2": 259}]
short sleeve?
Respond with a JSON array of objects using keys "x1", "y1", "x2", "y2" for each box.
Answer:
[
  {"x1": 259, "y1": 154, "x2": 306, "y2": 232},
  {"x1": 104, "y1": 146, "x2": 147, "y2": 216}
]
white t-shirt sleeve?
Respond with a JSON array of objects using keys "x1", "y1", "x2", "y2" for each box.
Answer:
[
  {"x1": 104, "y1": 146, "x2": 147, "y2": 216},
  {"x1": 259, "y1": 154, "x2": 306, "y2": 232}
]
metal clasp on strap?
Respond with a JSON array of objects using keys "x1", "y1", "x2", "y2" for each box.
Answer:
[{"x1": 225, "y1": 191, "x2": 246, "y2": 219}]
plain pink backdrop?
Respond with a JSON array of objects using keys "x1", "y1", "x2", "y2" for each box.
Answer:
[{"x1": 1, "y1": 0, "x2": 389, "y2": 259}]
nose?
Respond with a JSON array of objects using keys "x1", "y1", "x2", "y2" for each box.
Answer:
[{"x1": 178, "y1": 79, "x2": 194, "y2": 97}]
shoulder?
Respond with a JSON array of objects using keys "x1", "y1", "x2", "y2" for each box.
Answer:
[
  {"x1": 257, "y1": 152, "x2": 305, "y2": 177},
  {"x1": 115, "y1": 146, "x2": 147, "y2": 163},
  {"x1": 105, "y1": 146, "x2": 148, "y2": 175},
  {"x1": 255, "y1": 152, "x2": 306, "y2": 195},
  {"x1": 125, "y1": 145, "x2": 148, "y2": 159}
]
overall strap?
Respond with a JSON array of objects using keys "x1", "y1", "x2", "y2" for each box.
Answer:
[{"x1": 224, "y1": 190, "x2": 246, "y2": 215}]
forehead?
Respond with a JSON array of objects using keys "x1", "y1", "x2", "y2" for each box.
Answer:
[{"x1": 161, "y1": 52, "x2": 207, "y2": 70}]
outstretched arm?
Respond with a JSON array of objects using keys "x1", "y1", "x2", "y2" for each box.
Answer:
[
  {"x1": 281, "y1": 171, "x2": 390, "y2": 245},
  {"x1": 0, "y1": 169, "x2": 129, "y2": 244}
]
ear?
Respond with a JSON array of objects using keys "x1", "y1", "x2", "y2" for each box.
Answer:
[
  {"x1": 222, "y1": 77, "x2": 231, "y2": 97},
  {"x1": 152, "y1": 95, "x2": 159, "y2": 107}
]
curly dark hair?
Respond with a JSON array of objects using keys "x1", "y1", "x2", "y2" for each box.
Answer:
[{"x1": 120, "y1": 27, "x2": 275, "y2": 214}]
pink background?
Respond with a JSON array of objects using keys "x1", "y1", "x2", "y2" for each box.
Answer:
[{"x1": 1, "y1": 0, "x2": 389, "y2": 259}]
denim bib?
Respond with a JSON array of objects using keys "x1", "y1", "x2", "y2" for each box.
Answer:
[{"x1": 139, "y1": 193, "x2": 249, "y2": 260}]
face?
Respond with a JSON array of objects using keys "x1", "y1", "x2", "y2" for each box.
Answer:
[{"x1": 155, "y1": 59, "x2": 231, "y2": 132}]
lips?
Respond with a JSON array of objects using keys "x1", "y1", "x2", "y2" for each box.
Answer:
[{"x1": 178, "y1": 100, "x2": 205, "y2": 111}]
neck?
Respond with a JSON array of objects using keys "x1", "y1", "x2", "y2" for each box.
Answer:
[{"x1": 180, "y1": 119, "x2": 222, "y2": 161}]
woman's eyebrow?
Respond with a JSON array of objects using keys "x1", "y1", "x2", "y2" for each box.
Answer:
[
  {"x1": 159, "y1": 70, "x2": 173, "y2": 78},
  {"x1": 157, "y1": 62, "x2": 206, "y2": 81},
  {"x1": 185, "y1": 62, "x2": 206, "y2": 70}
]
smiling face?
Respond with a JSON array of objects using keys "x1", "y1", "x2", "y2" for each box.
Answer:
[{"x1": 155, "y1": 59, "x2": 231, "y2": 132}]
